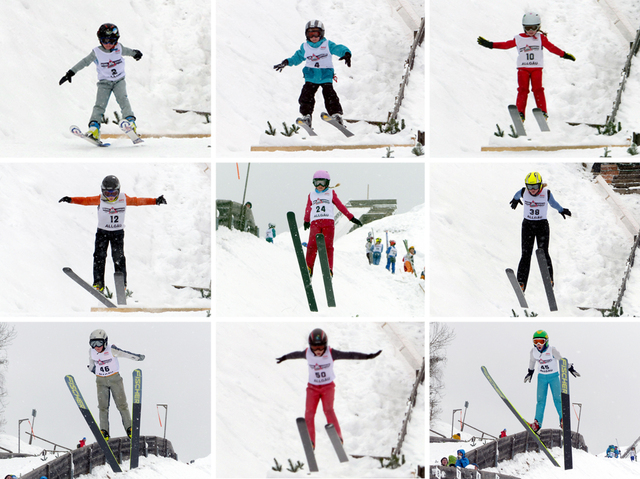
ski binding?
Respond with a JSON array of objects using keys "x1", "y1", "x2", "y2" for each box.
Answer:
[
  {"x1": 321, "y1": 112, "x2": 354, "y2": 137},
  {"x1": 119, "y1": 120, "x2": 144, "y2": 144},
  {"x1": 70, "y1": 125, "x2": 110, "y2": 147}
]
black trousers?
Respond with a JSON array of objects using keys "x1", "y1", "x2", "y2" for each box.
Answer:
[
  {"x1": 93, "y1": 229, "x2": 126, "y2": 287},
  {"x1": 298, "y1": 82, "x2": 343, "y2": 116},
  {"x1": 517, "y1": 219, "x2": 552, "y2": 291}
]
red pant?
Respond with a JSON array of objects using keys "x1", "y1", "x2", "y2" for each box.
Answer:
[
  {"x1": 305, "y1": 219, "x2": 335, "y2": 275},
  {"x1": 516, "y1": 68, "x2": 547, "y2": 114},
  {"x1": 305, "y1": 382, "x2": 342, "y2": 446}
]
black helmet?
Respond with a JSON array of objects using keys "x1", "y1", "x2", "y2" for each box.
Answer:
[
  {"x1": 101, "y1": 175, "x2": 120, "y2": 202},
  {"x1": 97, "y1": 23, "x2": 120, "y2": 44},
  {"x1": 308, "y1": 328, "x2": 328, "y2": 347}
]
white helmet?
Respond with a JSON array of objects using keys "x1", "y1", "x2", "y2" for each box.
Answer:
[
  {"x1": 89, "y1": 329, "x2": 108, "y2": 348},
  {"x1": 522, "y1": 12, "x2": 541, "y2": 32}
]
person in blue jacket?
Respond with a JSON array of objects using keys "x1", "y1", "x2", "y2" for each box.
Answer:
[
  {"x1": 273, "y1": 20, "x2": 351, "y2": 129},
  {"x1": 385, "y1": 240, "x2": 398, "y2": 273},
  {"x1": 455, "y1": 449, "x2": 470, "y2": 468}
]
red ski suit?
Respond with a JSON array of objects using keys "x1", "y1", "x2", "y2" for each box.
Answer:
[
  {"x1": 304, "y1": 189, "x2": 354, "y2": 275},
  {"x1": 492, "y1": 33, "x2": 566, "y2": 115}
]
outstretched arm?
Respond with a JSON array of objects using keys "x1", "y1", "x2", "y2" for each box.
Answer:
[
  {"x1": 112, "y1": 345, "x2": 145, "y2": 361},
  {"x1": 331, "y1": 349, "x2": 382, "y2": 360},
  {"x1": 276, "y1": 350, "x2": 306, "y2": 363}
]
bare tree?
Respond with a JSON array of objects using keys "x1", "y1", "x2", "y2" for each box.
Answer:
[
  {"x1": 0, "y1": 324, "x2": 17, "y2": 431},
  {"x1": 430, "y1": 322, "x2": 455, "y2": 424}
]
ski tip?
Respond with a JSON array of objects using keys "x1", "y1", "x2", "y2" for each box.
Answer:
[{"x1": 63, "y1": 267, "x2": 72, "y2": 273}]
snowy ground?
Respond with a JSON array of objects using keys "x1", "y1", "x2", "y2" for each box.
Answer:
[
  {"x1": 430, "y1": 162, "x2": 640, "y2": 316},
  {"x1": 431, "y1": 0, "x2": 640, "y2": 156},
  {"x1": 1, "y1": 0, "x2": 210, "y2": 156},
  {"x1": 216, "y1": 0, "x2": 424, "y2": 157},
  {"x1": 0, "y1": 163, "x2": 211, "y2": 315},
  {"x1": 216, "y1": 322, "x2": 424, "y2": 477}
]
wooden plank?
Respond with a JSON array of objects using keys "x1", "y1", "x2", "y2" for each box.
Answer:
[
  {"x1": 101, "y1": 133, "x2": 210, "y2": 139},
  {"x1": 250, "y1": 143, "x2": 414, "y2": 152},
  {"x1": 90, "y1": 307, "x2": 210, "y2": 313},
  {"x1": 481, "y1": 144, "x2": 628, "y2": 152}
]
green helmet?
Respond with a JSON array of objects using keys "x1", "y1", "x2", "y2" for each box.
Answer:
[{"x1": 533, "y1": 330, "x2": 548, "y2": 348}]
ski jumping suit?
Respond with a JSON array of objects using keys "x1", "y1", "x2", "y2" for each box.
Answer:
[
  {"x1": 512, "y1": 187, "x2": 564, "y2": 291},
  {"x1": 491, "y1": 33, "x2": 567, "y2": 115},
  {"x1": 66, "y1": 194, "x2": 158, "y2": 287},
  {"x1": 286, "y1": 38, "x2": 351, "y2": 116},
  {"x1": 88, "y1": 343, "x2": 144, "y2": 434},
  {"x1": 385, "y1": 245, "x2": 397, "y2": 273},
  {"x1": 69, "y1": 43, "x2": 139, "y2": 125},
  {"x1": 277, "y1": 346, "x2": 378, "y2": 445},
  {"x1": 304, "y1": 188, "x2": 354, "y2": 275},
  {"x1": 529, "y1": 344, "x2": 563, "y2": 426}
]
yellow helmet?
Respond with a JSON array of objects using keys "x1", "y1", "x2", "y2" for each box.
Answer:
[{"x1": 524, "y1": 172, "x2": 542, "y2": 195}]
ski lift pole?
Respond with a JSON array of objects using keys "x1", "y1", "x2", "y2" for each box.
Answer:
[
  {"x1": 157, "y1": 404, "x2": 168, "y2": 440},
  {"x1": 451, "y1": 409, "x2": 461, "y2": 438},
  {"x1": 28, "y1": 409, "x2": 36, "y2": 445},
  {"x1": 572, "y1": 402, "x2": 582, "y2": 435},
  {"x1": 239, "y1": 163, "x2": 251, "y2": 230},
  {"x1": 460, "y1": 401, "x2": 469, "y2": 432},
  {"x1": 18, "y1": 418, "x2": 29, "y2": 453}
]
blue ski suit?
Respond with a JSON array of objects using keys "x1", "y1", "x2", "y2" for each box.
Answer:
[{"x1": 529, "y1": 345, "x2": 563, "y2": 426}]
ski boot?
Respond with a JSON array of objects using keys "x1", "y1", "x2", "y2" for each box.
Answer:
[
  {"x1": 529, "y1": 419, "x2": 541, "y2": 433},
  {"x1": 93, "y1": 282, "x2": 105, "y2": 294},
  {"x1": 519, "y1": 282, "x2": 525, "y2": 293},
  {"x1": 127, "y1": 426, "x2": 132, "y2": 438},
  {"x1": 331, "y1": 113, "x2": 344, "y2": 126},
  {"x1": 86, "y1": 121, "x2": 100, "y2": 140},
  {"x1": 519, "y1": 112, "x2": 525, "y2": 122},
  {"x1": 297, "y1": 114, "x2": 312, "y2": 128},
  {"x1": 560, "y1": 418, "x2": 563, "y2": 429},
  {"x1": 125, "y1": 116, "x2": 138, "y2": 134},
  {"x1": 101, "y1": 429, "x2": 110, "y2": 440}
]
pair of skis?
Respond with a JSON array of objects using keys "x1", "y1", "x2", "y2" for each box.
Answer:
[
  {"x1": 65, "y1": 369, "x2": 143, "y2": 472},
  {"x1": 482, "y1": 365, "x2": 572, "y2": 469},
  {"x1": 63, "y1": 267, "x2": 127, "y2": 307},
  {"x1": 296, "y1": 417, "x2": 348, "y2": 472},
  {"x1": 287, "y1": 212, "x2": 336, "y2": 311},
  {"x1": 508, "y1": 105, "x2": 550, "y2": 137},
  {"x1": 296, "y1": 112, "x2": 354, "y2": 137},
  {"x1": 70, "y1": 119, "x2": 144, "y2": 147},
  {"x1": 506, "y1": 248, "x2": 557, "y2": 311}
]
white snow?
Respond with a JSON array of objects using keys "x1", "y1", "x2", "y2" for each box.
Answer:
[
  {"x1": 431, "y1": 0, "x2": 640, "y2": 156},
  {"x1": 0, "y1": 163, "x2": 211, "y2": 315},
  {"x1": 216, "y1": 0, "x2": 424, "y2": 157},
  {"x1": 1, "y1": 0, "x2": 210, "y2": 156},
  {"x1": 216, "y1": 321, "x2": 424, "y2": 477}
]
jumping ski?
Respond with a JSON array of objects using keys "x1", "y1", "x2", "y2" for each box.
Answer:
[
  {"x1": 532, "y1": 108, "x2": 550, "y2": 132},
  {"x1": 296, "y1": 117, "x2": 318, "y2": 137},
  {"x1": 535, "y1": 248, "x2": 558, "y2": 311},
  {"x1": 296, "y1": 417, "x2": 319, "y2": 472},
  {"x1": 325, "y1": 424, "x2": 348, "y2": 463},
  {"x1": 287, "y1": 212, "x2": 318, "y2": 312},
  {"x1": 316, "y1": 233, "x2": 336, "y2": 307},
  {"x1": 560, "y1": 358, "x2": 572, "y2": 470},
  {"x1": 63, "y1": 267, "x2": 117, "y2": 308},
  {"x1": 65, "y1": 375, "x2": 122, "y2": 473},
  {"x1": 506, "y1": 268, "x2": 528, "y2": 308},
  {"x1": 114, "y1": 272, "x2": 127, "y2": 306},
  {"x1": 119, "y1": 119, "x2": 144, "y2": 144},
  {"x1": 321, "y1": 112, "x2": 354, "y2": 137},
  {"x1": 130, "y1": 369, "x2": 142, "y2": 469},
  {"x1": 481, "y1": 366, "x2": 560, "y2": 467},
  {"x1": 70, "y1": 125, "x2": 110, "y2": 147},
  {"x1": 508, "y1": 105, "x2": 526, "y2": 137}
]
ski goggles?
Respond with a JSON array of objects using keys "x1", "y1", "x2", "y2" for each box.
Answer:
[
  {"x1": 100, "y1": 37, "x2": 118, "y2": 45},
  {"x1": 310, "y1": 344, "x2": 326, "y2": 351},
  {"x1": 90, "y1": 339, "x2": 105, "y2": 348},
  {"x1": 533, "y1": 338, "x2": 546, "y2": 346},
  {"x1": 526, "y1": 183, "x2": 541, "y2": 191},
  {"x1": 307, "y1": 30, "x2": 322, "y2": 38},
  {"x1": 313, "y1": 179, "x2": 329, "y2": 188},
  {"x1": 524, "y1": 25, "x2": 539, "y2": 32},
  {"x1": 103, "y1": 189, "x2": 119, "y2": 198}
]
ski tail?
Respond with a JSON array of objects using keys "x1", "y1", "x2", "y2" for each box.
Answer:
[
  {"x1": 296, "y1": 417, "x2": 319, "y2": 472},
  {"x1": 560, "y1": 358, "x2": 572, "y2": 470},
  {"x1": 315, "y1": 233, "x2": 336, "y2": 307},
  {"x1": 130, "y1": 368, "x2": 142, "y2": 469},
  {"x1": 287, "y1": 212, "x2": 318, "y2": 312}
]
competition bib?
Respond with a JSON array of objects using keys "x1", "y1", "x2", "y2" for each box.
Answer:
[
  {"x1": 304, "y1": 39, "x2": 334, "y2": 69},
  {"x1": 97, "y1": 195, "x2": 126, "y2": 230},
  {"x1": 309, "y1": 189, "x2": 335, "y2": 221},
  {"x1": 90, "y1": 344, "x2": 121, "y2": 377},
  {"x1": 522, "y1": 189, "x2": 549, "y2": 221},
  {"x1": 93, "y1": 44, "x2": 126, "y2": 81},
  {"x1": 515, "y1": 34, "x2": 544, "y2": 68},
  {"x1": 306, "y1": 347, "x2": 336, "y2": 385},
  {"x1": 532, "y1": 348, "x2": 558, "y2": 375}
]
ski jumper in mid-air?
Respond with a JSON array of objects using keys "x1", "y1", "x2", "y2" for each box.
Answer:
[
  {"x1": 59, "y1": 175, "x2": 166, "y2": 293},
  {"x1": 276, "y1": 328, "x2": 381, "y2": 447},
  {"x1": 303, "y1": 170, "x2": 362, "y2": 276},
  {"x1": 509, "y1": 172, "x2": 571, "y2": 292},
  {"x1": 273, "y1": 20, "x2": 351, "y2": 129},
  {"x1": 524, "y1": 330, "x2": 579, "y2": 432},
  {"x1": 477, "y1": 12, "x2": 575, "y2": 120}
]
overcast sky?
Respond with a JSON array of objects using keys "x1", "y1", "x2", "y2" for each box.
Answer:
[
  {"x1": 216, "y1": 162, "x2": 425, "y2": 237},
  {"x1": 433, "y1": 321, "x2": 640, "y2": 454}
]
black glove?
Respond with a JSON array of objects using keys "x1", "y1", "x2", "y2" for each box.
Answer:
[
  {"x1": 568, "y1": 364, "x2": 580, "y2": 377},
  {"x1": 510, "y1": 198, "x2": 522, "y2": 210},
  {"x1": 273, "y1": 59, "x2": 288, "y2": 72},
  {"x1": 477, "y1": 36, "x2": 493, "y2": 49},
  {"x1": 137, "y1": 354, "x2": 146, "y2": 361},
  {"x1": 59, "y1": 70, "x2": 75, "y2": 85},
  {"x1": 59, "y1": 196, "x2": 72, "y2": 203},
  {"x1": 524, "y1": 369, "x2": 534, "y2": 383},
  {"x1": 368, "y1": 350, "x2": 382, "y2": 359},
  {"x1": 156, "y1": 195, "x2": 167, "y2": 205},
  {"x1": 276, "y1": 355, "x2": 287, "y2": 364},
  {"x1": 560, "y1": 208, "x2": 571, "y2": 219},
  {"x1": 304, "y1": 221, "x2": 310, "y2": 230},
  {"x1": 563, "y1": 52, "x2": 576, "y2": 61},
  {"x1": 132, "y1": 50, "x2": 143, "y2": 61},
  {"x1": 339, "y1": 52, "x2": 352, "y2": 67},
  {"x1": 350, "y1": 217, "x2": 362, "y2": 226},
  {"x1": 87, "y1": 364, "x2": 96, "y2": 374}
]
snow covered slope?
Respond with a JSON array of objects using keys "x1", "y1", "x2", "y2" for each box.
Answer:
[
  {"x1": 217, "y1": 321, "x2": 424, "y2": 477},
  {"x1": 430, "y1": 162, "x2": 640, "y2": 316},
  {"x1": 216, "y1": 205, "x2": 425, "y2": 316},
  {"x1": 0, "y1": 163, "x2": 211, "y2": 315},
  {"x1": 2, "y1": 0, "x2": 210, "y2": 156},
  {"x1": 216, "y1": 0, "x2": 424, "y2": 156}
]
